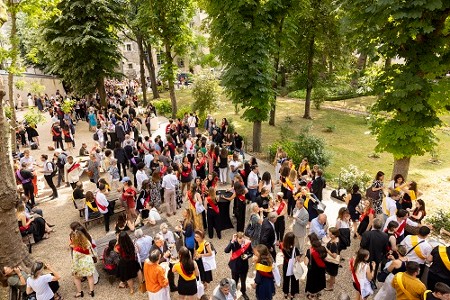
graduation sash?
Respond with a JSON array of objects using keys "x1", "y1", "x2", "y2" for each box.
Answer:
[
  {"x1": 255, "y1": 263, "x2": 273, "y2": 278},
  {"x1": 230, "y1": 241, "x2": 251, "y2": 261},
  {"x1": 411, "y1": 235, "x2": 426, "y2": 260},
  {"x1": 438, "y1": 246, "x2": 450, "y2": 271},
  {"x1": 206, "y1": 196, "x2": 219, "y2": 214}
]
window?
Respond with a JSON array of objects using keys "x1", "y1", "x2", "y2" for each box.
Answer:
[
  {"x1": 125, "y1": 44, "x2": 132, "y2": 51},
  {"x1": 156, "y1": 50, "x2": 164, "y2": 66},
  {"x1": 128, "y1": 63, "x2": 133, "y2": 69}
]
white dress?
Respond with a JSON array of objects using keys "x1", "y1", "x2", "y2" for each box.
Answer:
[{"x1": 356, "y1": 263, "x2": 373, "y2": 298}]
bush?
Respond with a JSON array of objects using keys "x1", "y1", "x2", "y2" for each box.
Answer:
[
  {"x1": 427, "y1": 209, "x2": 450, "y2": 232},
  {"x1": 312, "y1": 87, "x2": 328, "y2": 109},
  {"x1": 338, "y1": 165, "x2": 372, "y2": 191},
  {"x1": 268, "y1": 132, "x2": 331, "y2": 168},
  {"x1": 152, "y1": 98, "x2": 172, "y2": 117},
  {"x1": 191, "y1": 72, "x2": 220, "y2": 119},
  {"x1": 227, "y1": 118, "x2": 236, "y2": 134},
  {"x1": 176, "y1": 105, "x2": 192, "y2": 120},
  {"x1": 61, "y1": 99, "x2": 76, "y2": 114},
  {"x1": 287, "y1": 90, "x2": 307, "y2": 99}
]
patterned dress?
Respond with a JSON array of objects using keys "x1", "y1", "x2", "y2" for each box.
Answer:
[
  {"x1": 72, "y1": 247, "x2": 95, "y2": 277},
  {"x1": 149, "y1": 180, "x2": 162, "y2": 209}
]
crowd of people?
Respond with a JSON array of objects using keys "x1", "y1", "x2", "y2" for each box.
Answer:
[{"x1": 3, "y1": 79, "x2": 450, "y2": 300}]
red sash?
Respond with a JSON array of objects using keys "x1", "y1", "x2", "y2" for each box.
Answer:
[
  {"x1": 206, "y1": 196, "x2": 219, "y2": 214},
  {"x1": 181, "y1": 163, "x2": 191, "y2": 178},
  {"x1": 179, "y1": 262, "x2": 194, "y2": 278},
  {"x1": 187, "y1": 191, "x2": 196, "y2": 208},
  {"x1": 73, "y1": 246, "x2": 90, "y2": 255},
  {"x1": 195, "y1": 158, "x2": 205, "y2": 171},
  {"x1": 95, "y1": 195, "x2": 108, "y2": 212},
  {"x1": 68, "y1": 163, "x2": 80, "y2": 173},
  {"x1": 230, "y1": 241, "x2": 251, "y2": 261},
  {"x1": 142, "y1": 143, "x2": 150, "y2": 152},
  {"x1": 238, "y1": 194, "x2": 246, "y2": 202},
  {"x1": 350, "y1": 258, "x2": 361, "y2": 291},
  {"x1": 276, "y1": 201, "x2": 286, "y2": 215},
  {"x1": 52, "y1": 128, "x2": 61, "y2": 137},
  {"x1": 396, "y1": 220, "x2": 407, "y2": 237},
  {"x1": 311, "y1": 248, "x2": 326, "y2": 268}
]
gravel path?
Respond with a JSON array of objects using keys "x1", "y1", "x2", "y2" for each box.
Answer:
[{"x1": 17, "y1": 110, "x2": 362, "y2": 300}]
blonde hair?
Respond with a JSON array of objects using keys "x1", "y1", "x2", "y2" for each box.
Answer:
[
  {"x1": 72, "y1": 230, "x2": 90, "y2": 249},
  {"x1": 288, "y1": 169, "x2": 297, "y2": 182}
]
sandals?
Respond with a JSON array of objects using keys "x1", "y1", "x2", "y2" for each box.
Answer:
[{"x1": 75, "y1": 291, "x2": 84, "y2": 298}]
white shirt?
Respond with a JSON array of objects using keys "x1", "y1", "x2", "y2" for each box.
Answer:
[
  {"x1": 383, "y1": 215, "x2": 418, "y2": 235},
  {"x1": 43, "y1": 160, "x2": 53, "y2": 175},
  {"x1": 229, "y1": 160, "x2": 241, "y2": 172},
  {"x1": 185, "y1": 139, "x2": 195, "y2": 155},
  {"x1": 400, "y1": 235, "x2": 432, "y2": 264},
  {"x1": 95, "y1": 191, "x2": 109, "y2": 214},
  {"x1": 144, "y1": 154, "x2": 154, "y2": 168},
  {"x1": 162, "y1": 173, "x2": 178, "y2": 190},
  {"x1": 159, "y1": 230, "x2": 176, "y2": 244},
  {"x1": 383, "y1": 196, "x2": 397, "y2": 217},
  {"x1": 148, "y1": 208, "x2": 161, "y2": 221},
  {"x1": 64, "y1": 162, "x2": 83, "y2": 184},
  {"x1": 27, "y1": 274, "x2": 54, "y2": 300},
  {"x1": 136, "y1": 170, "x2": 149, "y2": 190},
  {"x1": 247, "y1": 171, "x2": 259, "y2": 189},
  {"x1": 188, "y1": 116, "x2": 196, "y2": 128},
  {"x1": 20, "y1": 156, "x2": 36, "y2": 171}
]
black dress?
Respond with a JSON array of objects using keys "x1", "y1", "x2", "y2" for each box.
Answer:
[
  {"x1": 116, "y1": 249, "x2": 141, "y2": 282},
  {"x1": 305, "y1": 249, "x2": 326, "y2": 295},
  {"x1": 195, "y1": 242, "x2": 213, "y2": 283},
  {"x1": 347, "y1": 193, "x2": 361, "y2": 221},
  {"x1": 282, "y1": 247, "x2": 300, "y2": 296},
  {"x1": 325, "y1": 241, "x2": 339, "y2": 277}
]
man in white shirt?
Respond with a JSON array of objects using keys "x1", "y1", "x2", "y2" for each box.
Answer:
[
  {"x1": 135, "y1": 162, "x2": 149, "y2": 191},
  {"x1": 144, "y1": 149, "x2": 154, "y2": 169},
  {"x1": 64, "y1": 156, "x2": 83, "y2": 189},
  {"x1": 187, "y1": 113, "x2": 196, "y2": 136},
  {"x1": 383, "y1": 209, "x2": 421, "y2": 242},
  {"x1": 400, "y1": 226, "x2": 432, "y2": 278},
  {"x1": 185, "y1": 136, "x2": 195, "y2": 164},
  {"x1": 247, "y1": 164, "x2": 259, "y2": 203},
  {"x1": 382, "y1": 190, "x2": 401, "y2": 221},
  {"x1": 162, "y1": 166, "x2": 179, "y2": 217},
  {"x1": 96, "y1": 183, "x2": 111, "y2": 232}
]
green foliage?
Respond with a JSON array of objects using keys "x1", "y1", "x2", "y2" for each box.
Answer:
[
  {"x1": 14, "y1": 79, "x2": 25, "y2": 91},
  {"x1": 61, "y1": 99, "x2": 76, "y2": 114},
  {"x1": 338, "y1": 165, "x2": 372, "y2": 191},
  {"x1": 23, "y1": 107, "x2": 45, "y2": 127},
  {"x1": 42, "y1": 0, "x2": 125, "y2": 100},
  {"x1": 152, "y1": 99, "x2": 172, "y2": 117},
  {"x1": 323, "y1": 124, "x2": 336, "y2": 133},
  {"x1": 427, "y1": 209, "x2": 450, "y2": 232},
  {"x1": 287, "y1": 90, "x2": 307, "y2": 99},
  {"x1": 226, "y1": 118, "x2": 236, "y2": 135},
  {"x1": 268, "y1": 132, "x2": 331, "y2": 168},
  {"x1": 176, "y1": 105, "x2": 191, "y2": 120},
  {"x1": 203, "y1": 0, "x2": 281, "y2": 125},
  {"x1": 342, "y1": 0, "x2": 450, "y2": 165},
  {"x1": 4, "y1": 106, "x2": 12, "y2": 119},
  {"x1": 312, "y1": 87, "x2": 328, "y2": 109},
  {"x1": 191, "y1": 73, "x2": 220, "y2": 119},
  {"x1": 29, "y1": 81, "x2": 45, "y2": 95}
]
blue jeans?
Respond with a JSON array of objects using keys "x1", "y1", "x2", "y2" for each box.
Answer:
[{"x1": 248, "y1": 188, "x2": 258, "y2": 203}]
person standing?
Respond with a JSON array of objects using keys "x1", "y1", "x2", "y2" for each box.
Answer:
[
  {"x1": 311, "y1": 169, "x2": 326, "y2": 201},
  {"x1": 252, "y1": 244, "x2": 276, "y2": 300},
  {"x1": 70, "y1": 230, "x2": 95, "y2": 298},
  {"x1": 392, "y1": 261, "x2": 426, "y2": 300},
  {"x1": 360, "y1": 218, "x2": 389, "y2": 286},
  {"x1": 135, "y1": 162, "x2": 148, "y2": 191},
  {"x1": 293, "y1": 198, "x2": 309, "y2": 254},
  {"x1": 247, "y1": 165, "x2": 259, "y2": 203},
  {"x1": 162, "y1": 167, "x2": 179, "y2": 217},
  {"x1": 16, "y1": 163, "x2": 35, "y2": 206},
  {"x1": 54, "y1": 150, "x2": 67, "y2": 188},
  {"x1": 116, "y1": 232, "x2": 143, "y2": 295},
  {"x1": 224, "y1": 232, "x2": 253, "y2": 300},
  {"x1": 40, "y1": 154, "x2": 58, "y2": 200},
  {"x1": 400, "y1": 226, "x2": 432, "y2": 279},
  {"x1": 304, "y1": 234, "x2": 327, "y2": 299},
  {"x1": 172, "y1": 247, "x2": 199, "y2": 300},
  {"x1": 282, "y1": 232, "x2": 301, "y2": 299},
  {"x1": 223, "y1": 177, "x2": 248, "y2": 232},
  {"x1": 426, "y1": 244, "x2": 450, "y2": 291},
  {"x1": 205, "y1": 187, "x2": 221, "y2": 239},
  {"x1": 260, "y1": 212, "x2": 278, "y2": 259},
  {"x1": 96, "y1": 183, "x2": 112, "y2": 232},
  {"x1": 64, "y1": 156, "x2": 82, "y2": 189}
]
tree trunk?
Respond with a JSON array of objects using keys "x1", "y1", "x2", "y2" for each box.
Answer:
[
  {"x1": 384, "y1": 57, "x2": 391, "y2": 70},
  {"x1": 97, "y1": 77, "x2": 106, "y2": 108},
  {"x1": 142, "y1": 41, "x2": 160, "y2": 99},
  {"x1": 303, "y1": 34, "x2": 315, "y2": 120},
  {"x1": 280, "y1": 65, "x2": 286, "y2": 88},
  {"x1": 8, "y1": 5, "x2": 17, "y2": 149},
  {"x1": 0, "y1": 76, "x2": 33, "y2": 269},
  {"x1": 136, "y1": 35, "x2": 148, "y2": 106},
  {"x1": 164, "y1": 42, "x2": 177, "y2": 118},
  {"x1": 252, "y1": 120, "x2": 262, "y2": 153},
  {"x1": 391, "y1": 156, "x2": 411, "y2": 180}
]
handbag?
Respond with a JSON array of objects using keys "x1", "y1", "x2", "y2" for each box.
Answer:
[
  {"x1": 272, "y1": 261, "x2": 281, "y2": 287},
  {"x1": 195, "y1": 201, "x2": 205, "y2": 214},
  {"x1": 325, "y1": 253, "x2": 341, "y2": 265},
  {"x1": 365, "y1": 186, "x2": 379, "y2": 200},
  {"x1": 196, "y1": 278, "x2": 205, "y2": 298},
  {"x1": 286, "y1": 247, "x2": 296, "y2": 276},
  {"x1": 294, "y1": 261, "x2": 307, "y2": 281},
  {"x1": 139, "y1": 281, "x2": 147, "y2": 293},
  {"x1": 377, "y1": 269, "x2": 390, "y2": 282},
  {"x1": 201, "y1": 243, "x2": 217, "y2": 271}
]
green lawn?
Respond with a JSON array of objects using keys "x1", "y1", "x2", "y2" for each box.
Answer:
[{"x1": 159, "y1": 89, "x2": 450, "y2": 186}]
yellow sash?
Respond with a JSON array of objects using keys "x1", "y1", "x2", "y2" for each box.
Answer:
[
  {"x1": 304, "y1": 197, "x2": 310, "y2": 209},
  {"x1": 255, "y1": 263, "x2": 273, "y2": 273},
  {"x1": 284, "y1": 179, "x2": 294, "y2": 191},
  {"x1": 411, "y1": 236, "x2": 425, "y2": 260},
  {"x1": 382, "y1": 198, "x2": 389, "y2": 215},
  {"x1": 86, "y1": 201, "x2": 98, "y2": 212},
  {"x1": 396, "y1": 273, "x2": 415, "y2": 300},
  {"x1": 438, "y1": 246, "x2": 450, "y2": 271},
  {"x1": 410, "y1": 190, "x2": 417, "y2": 201},
  {"x1": 196, "y1": 241, "x2": 206, "y2": 254}
]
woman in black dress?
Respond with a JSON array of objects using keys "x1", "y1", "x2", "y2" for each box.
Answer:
[
  {"x1": 115, "y1": 232, "x2": 143, "y2": 294},
  {"x1": 223, "y1": 175, "x2": 248, "y2": 232},
  {"x1": 325, "y1": 227, "x2": 340, "y2": 291},
  {"x1": 304, "y1": 233, "x2": 327, "y2": 299},
  {"x1": 282, "y1": 232, "x2": 301, "y2": 299},
  {"x1": 172, "y1": 246, "x2": 199, "y2": 299},
  {"x1": 345, "y1": 184, "x2": 362, "y2": 238},
  {"x1": 180, "y1": 156, "x2": 193, "y2": 195}
]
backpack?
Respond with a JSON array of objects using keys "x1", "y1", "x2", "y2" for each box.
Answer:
[
  {"x1": 93, "y1": 131, "x2": 99, "y2": 141},
  {"x1": 56, "y1": 153, "x2": 67, "y2": 169},
  {"x1": 47, "y1": 162, "x2": 57, "y2": 177}
]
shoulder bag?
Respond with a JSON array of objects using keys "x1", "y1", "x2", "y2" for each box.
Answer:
[{"x1": 201, "y1": 242, "x2": 217, "y2": 271}]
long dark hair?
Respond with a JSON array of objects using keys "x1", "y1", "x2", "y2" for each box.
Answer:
[
  {"x1": 105, "y1": 239, "x2": 117, "y2": 257},
  {"x1": 254, "y1": 244, "x2": 273, "y2": 266},
  {"x1": 31, "y1": 262, "x2": 44, "y2": 279},
  {"x1": 309, "y1": 233, "x2": 327, "y2": 259},
  {"x1": 375, "y1": 171, "x2": 384, "y2": 181},
  {"x1": 118, "y1": 231, "x2": 135, "y2": 258},
  {"x1": 261, "y1": 171, "x2": 271, "y2": 185},
  {"x1": 178, "y1": 246, "x2": 194, "y2": 274},
  {"x1": 282, "y1": 232, "x2": 295, "y2": 252},
  {"x1": 354, "y1": 248, "x2": 370, "y2": 271}
]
